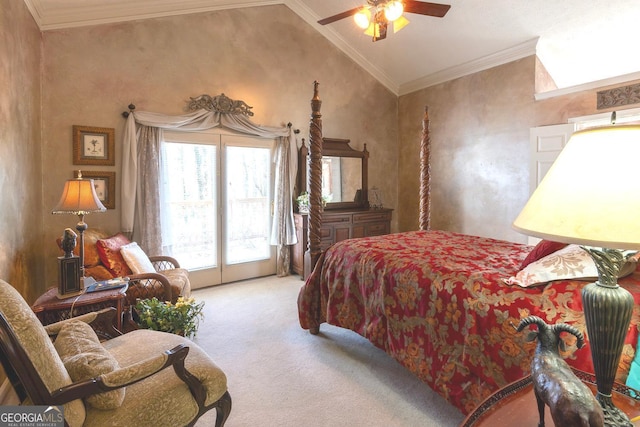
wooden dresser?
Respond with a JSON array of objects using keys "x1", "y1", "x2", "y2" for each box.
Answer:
[{"x1": 291, "y1": 208, "x2": 393, "y2": 278}]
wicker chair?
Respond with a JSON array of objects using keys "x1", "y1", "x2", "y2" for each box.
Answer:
[
  {"x1": 56, "y1": 229, "x2": 191, "y2": 328},
  {"x1": 0, "y1": 279, "x2": 231, "y2": 427}
]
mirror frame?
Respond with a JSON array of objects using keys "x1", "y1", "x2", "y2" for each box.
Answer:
[{"x1": 298, "y1": 137, "x2": 368, "y2": 210}]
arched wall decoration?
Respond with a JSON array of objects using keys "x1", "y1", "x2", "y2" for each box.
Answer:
[{"x1": 186, "y1": 93, "x2": 255, "y2": 116}]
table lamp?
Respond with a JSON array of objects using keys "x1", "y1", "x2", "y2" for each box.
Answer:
[
  {"x1": 52, "y1": 171, "x2": 106, "y2": 292},
  {"x1": 513, "y1": 124, "x2": 640, "y2": 426}
]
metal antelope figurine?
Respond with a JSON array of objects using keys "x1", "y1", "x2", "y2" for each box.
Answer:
[{"x1": 516, "y1": 316, "x2": 604, "y2": 427}]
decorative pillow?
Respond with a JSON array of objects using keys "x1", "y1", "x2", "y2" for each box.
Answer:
[
  {"x1": 519, "y1": 240, "x2": 568, "y2": 270},
  {"x1": 120, "y1": 242, "x2": 155, "y2": 274},
  {"x1": 505, "y1": 244, "x2": 638, "y2": 288},
  {"x1": 54, "y1": 321, "x2": 125, "y2": 409},
  {"x1": 96, "y1": 233, "x2": 133, "y2": 277},
  {"x1": 85, "y1": 264, "x2": 114, "y2": 281}
]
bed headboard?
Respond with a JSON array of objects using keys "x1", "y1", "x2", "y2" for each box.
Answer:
[{"x1": 305, "y1": 82, "x2": 431, "y2": 271}]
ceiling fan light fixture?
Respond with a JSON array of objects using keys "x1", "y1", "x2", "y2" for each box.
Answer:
[
  {"x1": 392, "y1": 15, "x2": 409, "y2": 33},
  {"x1": 384, "y1": 1, "x2": 404, "y2": 22},
  {"x1": 354, "y1": 7, "x2": 372, "y2": 29},
  {"x1": 364, "y1": 21, "x2": 376, "y2": 37},
  {"x1": 317, "y1": 0, "x2": 450, "y2": 42}
]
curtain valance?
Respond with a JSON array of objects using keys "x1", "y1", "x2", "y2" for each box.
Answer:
[{"x1": 121, "y1": 97, "x2": 298, "y2": 275}]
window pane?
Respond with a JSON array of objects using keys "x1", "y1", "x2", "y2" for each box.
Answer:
[
  {"x1": 225, "y1": 146, "x2": 271, "y2": 264},
  {"x1": 162, "y1": 142, "x2": 217, "y2": 270}
]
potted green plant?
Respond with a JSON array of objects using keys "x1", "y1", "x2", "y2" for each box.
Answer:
[
  {"x1": 134, "y1": 296, "x2": 204, "y2": 338},
  {"x1": 296, "y1": 191, "x2": 310, "y2": 213}
]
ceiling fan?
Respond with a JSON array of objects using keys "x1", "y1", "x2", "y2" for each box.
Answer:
[{"x1": 318, "y1": 1, "x2": 451, "y2": 42}]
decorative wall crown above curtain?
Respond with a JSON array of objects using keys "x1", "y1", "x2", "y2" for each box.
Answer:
[
  {"x1": 121, "y1": 93, "x2": 298, "y2": 275},
  {"x1": 186, "y1": 94, "x2": 254, "y2": 116}
]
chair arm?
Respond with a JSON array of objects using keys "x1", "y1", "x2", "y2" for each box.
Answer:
[
  {"x1": 126, "y1": 272, "x2": 173, "y2": 302},
  {"x1": 50, "y1": 344, "x2": 205, "y2": 405},
  {"x1": 148, "y1": 255, "x2": 181, "y2": 270},
  {"x1": 43, "y1": 308, "x2": 121, "y2": 338}
]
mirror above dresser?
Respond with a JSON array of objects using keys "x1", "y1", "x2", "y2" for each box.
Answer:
[
  {"x1": 293, "y1": 137, "x2": 392, "y2": 279},
  {"x1": 297, "y1": 137, "x2": 369, "y2": 210}
]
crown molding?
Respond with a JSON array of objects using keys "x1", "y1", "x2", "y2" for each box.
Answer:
[
  {"x1": 24, "y1": 0, "x2": 282, "y2": 30},
  {"x1": 284, "y1": 0, "x2": 399, "y2": 94},
  {"x1": 398, "y1": 38, "x2": 539, "y2": 96}
]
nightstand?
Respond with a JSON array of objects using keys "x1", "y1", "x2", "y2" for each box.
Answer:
[
  {"x1": 461, "y1": 370, "x2": 640, "y2": 426},
  {"x1": 32, "y1": 285, "x2": 128, "y2": 339}
]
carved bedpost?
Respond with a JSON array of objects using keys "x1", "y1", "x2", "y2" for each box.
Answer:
[
  {"x1": 419, "y1": 106, "x2": 431, "y2": 231},
  {"x1": 305, "y1": 81, "x2": 323, "y2": 281}
]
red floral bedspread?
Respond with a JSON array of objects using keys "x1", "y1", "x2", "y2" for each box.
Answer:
[{"x1": 297, "y1": 230, "x2": 640, "y2": 415}]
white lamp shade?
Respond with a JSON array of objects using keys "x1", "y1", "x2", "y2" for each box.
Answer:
[
  {"x1": 513, "y1": 124, "x2": 640, "y2": 250},
  {"x1": 52, "y1": 178, "x2": 106, "y2": 215}
]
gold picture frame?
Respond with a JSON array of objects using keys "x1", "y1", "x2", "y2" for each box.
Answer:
[
  {"x1": 73, "y1": 125, "x2": 115, "y2": 166},
  {"x1": 76, "y1": 170, "x2": 115, "y2": 209}
]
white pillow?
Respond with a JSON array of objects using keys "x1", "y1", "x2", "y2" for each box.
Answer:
[
  {"x1": 120, "y1": 242, "x2": 155, "y2": 274},
  {"x1": 504, "y1": 244, "x2": 637, "y2": 288}
]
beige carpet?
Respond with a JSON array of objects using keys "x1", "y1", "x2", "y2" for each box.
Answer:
[{"x1": 192, "y1": 274, "x2": 466, "y2": 427}]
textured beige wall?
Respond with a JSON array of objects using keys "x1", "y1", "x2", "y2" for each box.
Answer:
[
  {"x1": 6, "y1": 1, "x2": 636, "y2": 293},
  {"x1": 41, "y1": 5, "x2": 398, "y2": 282},
  {"x1": 398, "y1": 56, "x2": 634, "y2": 243},
  {"x1": 0, "y1": 0, "x2": 44, "y2": 302}
]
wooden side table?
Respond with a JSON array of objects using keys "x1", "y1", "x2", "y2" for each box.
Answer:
[
  {"x1": 32, "y1": 285, "x2": 128, "y2": 339},
  {"x1": 461, "y1": 370, "x2": 640, "y2": 426}
]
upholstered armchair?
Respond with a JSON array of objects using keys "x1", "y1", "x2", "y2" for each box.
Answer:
[{"x1": 0, "y1": 280, "x2": 231, "y2": 427}]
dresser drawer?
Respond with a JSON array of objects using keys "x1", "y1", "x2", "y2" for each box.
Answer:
[
  {"x1": 366, "y1": 223, "x2": 388, "y2": 236},
  {"x1": 353, "y1": 211, "x2": 392, "y2": 223},
  {"x1": 322, "y1": 213, "x2": 352, "y2": 225},
  {"x1": 301, "y1": 208, "x2": 392, "y2": 280},
  {"x1": 320, "y1": 227, "x2": 332, "y2": 239}
]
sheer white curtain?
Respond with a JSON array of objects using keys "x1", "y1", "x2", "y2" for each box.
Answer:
[
  {"x1": 271, "y1": 131, "x2": 298, "y2": 275},
  {"x1": 134, "y1": 125, "x2": 162, "y2": 254},
  {"x1": 122, "y1": 107, "x2": 298, "y2": 274}
]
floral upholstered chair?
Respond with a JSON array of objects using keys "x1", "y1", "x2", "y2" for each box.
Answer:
[{"x1": 0, "y1": 279, "x2": 231, "y2": 427}]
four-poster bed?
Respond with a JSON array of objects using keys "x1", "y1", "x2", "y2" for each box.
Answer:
[{"x1": 297, "y1": 82, "x2": 640, "y2": 414}]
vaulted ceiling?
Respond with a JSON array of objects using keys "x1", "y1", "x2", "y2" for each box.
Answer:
[{"x1": 24, "y1": 0, "x2": 640, "y2": 95}]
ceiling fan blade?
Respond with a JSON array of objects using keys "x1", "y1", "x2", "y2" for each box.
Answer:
[
  {"x1": 404, "y1": 1, "x2": 451, "y2": 18},
  {"x1": 317, "y1": 6, "x2": 361, "y2": 25}
]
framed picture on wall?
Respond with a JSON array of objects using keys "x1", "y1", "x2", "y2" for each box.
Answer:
[
  {"x1": 76, "y1": 170, "x2": 115, "y2": 209},
  {"x1": 73, "y1": 125, "x2": 115, "y2": 166}
]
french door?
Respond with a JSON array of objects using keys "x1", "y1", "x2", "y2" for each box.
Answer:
[{"x1": 162, "y1": 130, "x2": 276, "y2": 288}]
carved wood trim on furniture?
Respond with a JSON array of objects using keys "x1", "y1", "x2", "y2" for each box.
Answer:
[
  {"x1": 306, "y1": 81, "x2": 324, "y2": 278},
  {"x1": 419, "y1": 106, "x2": 431, "y2": 231},
  {"x1": 304, "y1": 81, "x2": 389, "y2": 280},
  {"x1": 297, "y1": 139, "x2": 309, "y2": 196}
]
